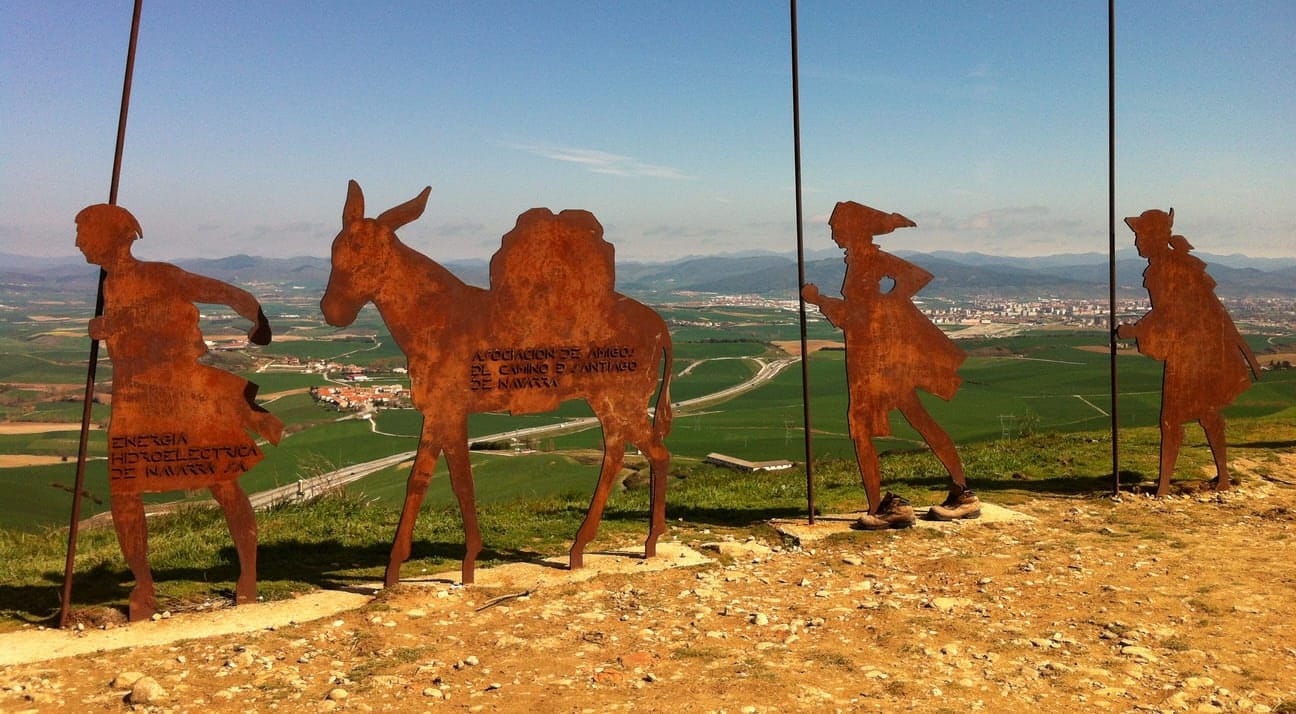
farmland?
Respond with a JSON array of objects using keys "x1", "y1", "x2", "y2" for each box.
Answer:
[{"x1": 2, "y1": 293, "x2": 1295, "y2": 531}]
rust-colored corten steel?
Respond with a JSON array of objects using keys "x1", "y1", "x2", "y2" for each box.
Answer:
[
  {"x1": 75, "y1": 204, "x2": 284, "y2": 622},
  {"x1": 802, "y1": 201, "x2": 972, "y2": 526},
  {"x1": 320, "y1": 181, "x2": 673, "y2": 586},
  {"x1": 1117, "y1": 208, "x2": 1261, "y2": 496}
]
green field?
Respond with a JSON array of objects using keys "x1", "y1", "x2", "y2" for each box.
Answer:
[
  {"x1": 3, "y1": 309, "x2": 1295, "y2": 532},
  {"x1": 658, "y1": 305, "x2": 839, "y2": 343},
  {"x1": 0, "y1": 340, "x2": 92, "y2": 385}
]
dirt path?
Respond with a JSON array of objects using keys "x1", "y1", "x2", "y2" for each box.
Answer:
[
  {"x1": 0, "y1": 421, "x2": 99, "y2": 435},
  {"x1": 0, "y1": 454, "x2": 70, "y2": 468},
  {"x1": 3, "y1": 467, "x2": 1295, "y2": 712},
  {"x1": 772, "y1": 339, "x2": 843, "y2": 356}
]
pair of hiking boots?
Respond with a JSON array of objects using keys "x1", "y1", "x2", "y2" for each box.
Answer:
[{"x1": 852, "y1": 489, "x2": 982, "y2": 530}]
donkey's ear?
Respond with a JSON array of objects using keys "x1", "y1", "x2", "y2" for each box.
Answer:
[
  {"x1": 375, "y1": 186, "x2": 432, "y2": 232},
  {"x1": 344, "y1": 180, "x2": 365, "y2": 226}
]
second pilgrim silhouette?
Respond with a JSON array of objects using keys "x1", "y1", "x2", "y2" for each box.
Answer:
[{"x1": 803, "y1": 201, "x2": 979, "y2": 528}]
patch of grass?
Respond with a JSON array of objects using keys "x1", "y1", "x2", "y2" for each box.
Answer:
[
  {"x1": 807, "y1": 650, "x2": 855, "y2": 671},
  {"x1": 896, "y1": 642, "x2": 925, "y2": 658},
  {"x1": 883, "y1": 679, "x2": 910, "y2": 697},
  {"x1": 1103, "y1": 622, "x2": 1134, "y2": 638},
  {"x1": 671, "y1": 645, "x2": 725, "y2": 661},
  {"x1": 389, "y1": 646, "x2": 428, "y2": 665},
  {"x1": 1187, "y1": 598, "x2": 1224, "y2": 616},
  {"x1": 734, "y1": 656, "x2": 780, "y2": 681}
]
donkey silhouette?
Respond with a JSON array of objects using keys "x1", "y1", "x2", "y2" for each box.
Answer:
[{"x1": 321, "y1": 181, "x2": 672, "y2": 585}]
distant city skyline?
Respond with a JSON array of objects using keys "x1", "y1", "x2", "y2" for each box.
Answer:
[{"x1": 2, "y1": 2, "x2": 1293, "y2": 262}]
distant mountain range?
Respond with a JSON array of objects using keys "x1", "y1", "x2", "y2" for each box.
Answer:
[{"x1": 3, "y1": 249, "x2": 1294, "y2": 300}]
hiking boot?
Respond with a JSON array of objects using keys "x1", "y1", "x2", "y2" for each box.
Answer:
[
  {"x1": 926, "y1": 489, "x2": 982, "y2": 521},
  {"x1": 852, "y1": 492, "x2": 916, "y2": 530}
]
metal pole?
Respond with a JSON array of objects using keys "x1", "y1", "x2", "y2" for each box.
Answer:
[
  {"x1": 790, "y1": 0, "x2": 816, "y2": 524},
  {"x1": 61, "y1": 0, "x2": 143, "y2": 628},
  {"x1": 1107, "y1": 0, "x2": 1121, "y2": 497}
]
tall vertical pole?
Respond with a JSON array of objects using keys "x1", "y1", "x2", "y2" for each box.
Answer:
[
  {"x1": 1107, "y1": 0, "x2": 1121, "y2": 496},
  {"x1": 61, "y1": 0, "x2": 144, "y2": 628},
  {"x1": 790, "y1": 0, "x2": 816, "y2": 523}
]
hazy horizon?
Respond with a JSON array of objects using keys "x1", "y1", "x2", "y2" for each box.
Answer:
[
  {"x1": 7, "y1": 242, "x2": 1296, "y2": 271},
  {"x1": 8, "y1": 218, "x2": 1296, "y2": 265}
]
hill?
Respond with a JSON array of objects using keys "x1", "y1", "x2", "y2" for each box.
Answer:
[{"x1": 5, "y1": 248, "x2": 1292, "y2": 300}]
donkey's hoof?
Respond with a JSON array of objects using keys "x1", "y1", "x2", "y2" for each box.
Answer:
[
  {"x1": 128, "y1": 590, "x2": 157, "y2": 622},
  {"x1": 235, "y1": 578, "x2": 257, "y2": 606}
]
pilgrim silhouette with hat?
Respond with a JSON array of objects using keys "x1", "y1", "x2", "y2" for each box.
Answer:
[
  {"x1": 803, "y1": 201, "x2": 978, "y2": 529},
  {"x1": 1117, "y1": 208, "x2": 1260, "y2": 497},
  {"x1": 76, "y1": 203, "x2": 282, "y2": 620}
]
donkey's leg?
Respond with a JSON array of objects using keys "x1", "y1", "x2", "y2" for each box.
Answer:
[
  {"x1": 571, "y1": 417, "x2": 626, "y2": 570},
  {"x1": 209, "y1": 480, "x2": 257, "y2": 606},
  {"x1": 386, "y1": 431, "x2": 443, "y2": 588},
  {"x1": 442, "y1": 439, "x2": 481, "y2": 585},
  {"x1": 110, "y1": 491, "x2": 156, "y2": 622},
  {"x1": 631, "y1": 419, "x2": 670, "y2": 559}
]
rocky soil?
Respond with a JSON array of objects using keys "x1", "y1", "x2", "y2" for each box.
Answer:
[{"x1": 3, "y1": 464, "x2": 1296, "y2": 713}]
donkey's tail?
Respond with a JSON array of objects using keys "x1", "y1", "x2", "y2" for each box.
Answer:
[{"x1": 652, "y1": 330, "x2": 674, "y2": 441}]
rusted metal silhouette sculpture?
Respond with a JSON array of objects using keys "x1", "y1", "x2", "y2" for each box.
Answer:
[
  {"x1": 75, "y1": 204, "x2": 283, "y2": 621},
  {"x1": 1117, "y1": 208, "x2": 1260, "y2": 496},
  {"x1": 802, "y1": 201, "x2": 976, "y2": 529},
  {"x1": 320, "y1": 181, "x2": 673, "y2": 585}
]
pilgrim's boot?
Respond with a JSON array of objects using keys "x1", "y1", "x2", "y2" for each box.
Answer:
[
  {"x1": 926, "y1": 488, "x2": 982, "y2": 521},
  {"x1": 852, "y1": 492, "x2": 916, "y2": 530}
]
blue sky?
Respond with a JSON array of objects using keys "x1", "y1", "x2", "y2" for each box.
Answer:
[{"x1": 2, "y1": 1, "x2": 1293, "y2": 262}]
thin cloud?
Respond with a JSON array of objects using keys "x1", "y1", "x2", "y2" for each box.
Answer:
[
  {"x1": 428, "y1": 220, "x2": 488, "y2": 238},
  {"x1": 250, "y1": 220, "x2": 325, "y2": 236},
  {"x1": 962, "y1": 206, "x2": 1053, "y2": 233},
  {"x1": 234, "y1": 221, "x2": 329, "y2": 246},
  {"x1": 642, "y1": 224, "x2": 728, "y2": 239},
  {"x1": 511, "y1": 143, "x2": 691, "y2": 180}
]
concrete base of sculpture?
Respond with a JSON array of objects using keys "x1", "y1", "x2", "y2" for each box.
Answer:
[
  {"x1": 771, "y1": 502, "x2": 1034, "y2": 544},
  {"x1": 395, "y1": 542, "x2": 709, "y2": 590}
]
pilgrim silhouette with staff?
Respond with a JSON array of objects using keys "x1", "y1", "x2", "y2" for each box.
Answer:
[{"x1": 76, "y1": 203, "x2": 282, "y2": 620}]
